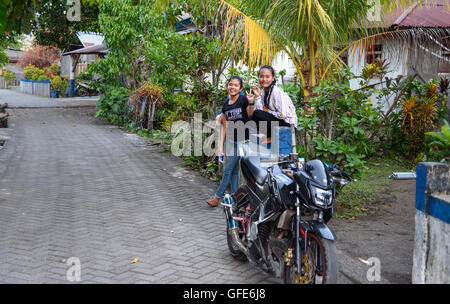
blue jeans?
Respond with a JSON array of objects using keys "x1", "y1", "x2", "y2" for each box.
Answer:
[{"x1": 215, "y1": 141, "x2": 242, "y2": 198}]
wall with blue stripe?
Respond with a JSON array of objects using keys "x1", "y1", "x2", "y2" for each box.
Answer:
[{"x1": 412, "y1": 162, "x2": 450, "y2": 283}]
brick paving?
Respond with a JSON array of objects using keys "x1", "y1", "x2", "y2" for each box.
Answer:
[{"x1": 0, "y1": 106, "x2": 282, "y2": 284}]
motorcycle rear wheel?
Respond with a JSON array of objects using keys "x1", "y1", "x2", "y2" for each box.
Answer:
[{"x1": 284, "y1": 233, "x2": 337, "y2": 284}]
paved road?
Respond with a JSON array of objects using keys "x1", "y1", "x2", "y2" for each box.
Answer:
[
  {"x1": 0, "y1": 87, "x2": 98, "y2": 108},
  {"x1": 0, "y1": 88, "x2": 286, "y2": 283},
  {"x1": 1, "y1": 89, "x2": 414, "y2": 284}
]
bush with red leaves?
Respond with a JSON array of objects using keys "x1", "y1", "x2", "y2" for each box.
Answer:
[{"x1": 18, "y1": 45, "x2": 61, "y2": 69}]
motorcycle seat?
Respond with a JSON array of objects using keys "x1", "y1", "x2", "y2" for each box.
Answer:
[{"x1": 241, "y1": 156, "x2": 268, "y2": 185}]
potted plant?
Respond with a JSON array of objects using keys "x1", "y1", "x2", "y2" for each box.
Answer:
[{"x1": 50, "y1": 75, "x2": 62, "y2": 98}]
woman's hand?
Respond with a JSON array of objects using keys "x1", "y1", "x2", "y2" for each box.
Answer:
[
  {"x1": 246, "y1": 90, "x2": 254, "y2": 104},
  {"x1": 263, "y1": 106, "x2": 269, "y2": 112},
  {"x1": 252, "y1": 81, "x2": 261, "y2": 98}
]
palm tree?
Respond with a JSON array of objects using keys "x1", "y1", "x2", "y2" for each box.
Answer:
[
  {"x1": 219, "y1": 0, "x2": 449, "y2": 99},
  {"x1": 220, "y1": 0, "x2": 371, "y2": 99}
]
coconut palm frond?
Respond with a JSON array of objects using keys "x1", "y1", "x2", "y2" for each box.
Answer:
[
  {"x1": 220, "y1": 0, "x2": 279, "y2": 67},
  {"x1": 265, "y1": 0, "x2": 336, "y2": 45}
]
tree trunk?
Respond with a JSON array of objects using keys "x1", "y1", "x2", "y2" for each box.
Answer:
[{"x1": 147, "y1": 98, "x2": 157, "y2": 133}]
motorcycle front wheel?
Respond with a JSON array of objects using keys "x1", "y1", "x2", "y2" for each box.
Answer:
[{"x1": 284, "y1": 232, "x2": 338, "y2": 284}]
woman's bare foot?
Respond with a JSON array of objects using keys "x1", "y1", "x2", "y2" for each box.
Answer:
[{"x1": 205, "y1": 197, "x2": 219, "y2": 207}]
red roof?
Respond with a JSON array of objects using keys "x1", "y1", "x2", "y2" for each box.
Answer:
[
  {"x1": 394, "y1": 0, "x2": 450, "y2": 27},
  {"x1": 370, "y1": 0, "x2": 450, "y2": 28}
]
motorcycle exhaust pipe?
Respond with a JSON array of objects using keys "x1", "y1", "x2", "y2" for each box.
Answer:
[
  {"x1": 229, "y1": 228, "x2": 248, "y2": 256},
  {"x1": 223, "y1": 197, "x2": 248, "y2": 256}
]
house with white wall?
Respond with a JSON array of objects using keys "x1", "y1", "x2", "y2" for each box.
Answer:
[{"x1": 348, "y1": 0, "x2": 450, "y2": 112}]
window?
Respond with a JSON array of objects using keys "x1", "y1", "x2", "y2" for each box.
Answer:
[{"x1": 366, "y1": 40, "x2": 382, "y2": 65}]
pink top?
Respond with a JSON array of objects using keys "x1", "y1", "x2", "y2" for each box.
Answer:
[{"x1": 255, "y1": 85, "x2": 298, "y2": 126}]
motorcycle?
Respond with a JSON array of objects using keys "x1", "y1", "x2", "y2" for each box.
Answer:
[{"x1": 222, "y1": 152, "x2": 352, "y2": 284}]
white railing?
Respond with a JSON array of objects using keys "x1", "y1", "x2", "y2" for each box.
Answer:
[{"x1": 19, "y1": 79, "x2": 51, "y2": 97}]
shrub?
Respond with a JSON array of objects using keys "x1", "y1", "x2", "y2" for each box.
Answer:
[
  {"x1": 0, "y1": 49, "x2": 9, "y2": 68},
  {"x1": 387, "y1": 78, "x2": 447, "y2": 159},
  {"x1": 299, "y1": 67, "x2": 382, "y2": 173},
  {"x1": 43, "y1": 64, "x2": 60, "y2": 78},
  {"x1": 1, "y1": 69, "x2": 16, "y2": 84},
  {"x1": 129, "y1": 81, "x2": 166, "y2": 132},
  {"x1": 160, "y1": 93, "x2": 199, "y2": 131},
  {"x1": 37, "y1": 75, "x2": 50, "y2": 81},
  {"x1": 30, "y1": 67, "x2": 44, "y2": 80},
  {"x1": 23, "y1": 64, "x2": 36, "y2": 80},
  {"x1": 17, "y1": 45, "x2": 60, "y2": 69},
  {"x1": 425, "y1": 120, "x2": 450, "y2": 163},
  {"x1": 95, "y1": 86, "x2": 130, "y2": 126},
  {"x1": 50, "y1": 75, "x2": 68, "y2": 93}
]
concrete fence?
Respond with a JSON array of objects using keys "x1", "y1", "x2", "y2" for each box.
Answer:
[
  {"x1": 413, "y1": 162, "x2": 450, "y2": 283},
  {"x1": 0, "y1": 77, "x2": 7, "y2": 89},
  {"x1": 19, "y1": 79, "x2": 51, "y2": 97},
  {"x1": 0, "y1": 76, "x2": 20, "y2": 88}
]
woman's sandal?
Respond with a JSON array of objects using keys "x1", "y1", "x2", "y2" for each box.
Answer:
[{"x1": 205, "y1": 197, "x2": 219, "y2": 207}]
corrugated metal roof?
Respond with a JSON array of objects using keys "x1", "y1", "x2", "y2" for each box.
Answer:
[
  {"x1": 393, "y1": 1, "x2": 450, "y2": 27},
  {"x1": 62, "y1": 44, "x2": 108, "y2": 56},
  {"x1": 367, "y1": 0, "x2": 450, "y2": 28}
]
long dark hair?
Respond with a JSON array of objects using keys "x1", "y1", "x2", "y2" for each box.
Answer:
[{"x1": 258, "y1": 65, "x2": 276, "y2": 108}]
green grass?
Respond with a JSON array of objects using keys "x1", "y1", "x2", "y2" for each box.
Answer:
[{"x1": 334, "y1": 157, "x2": 415, "y2": 219}]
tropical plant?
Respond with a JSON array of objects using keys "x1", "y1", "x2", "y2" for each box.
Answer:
[
  {"x1": 31, "y1": 67, "x2": 45, "y2": 80},
  {"x1": 43, "y1": 64, "x2": 60, "y2": 78},
  {"x1": 23, "y1": 65, "x2": 35, "y2": 80},
  {"x1": 212, "y1": 0, "x2": 450, "y2": 104},
  {"x1": 1, "y1": 0, "x2": 101, "y2": 36},
  {"x1": 32, "y1": 0, "x2": 100, "y2": 50},
  {"x1": 130, "y1": 81, "x2": 166, "y2": 133},
  {"x1": 50, "y1": 75, "x2": 68, "y2": 93},
  {"x1": 1, "y1": 69, "x2": 16, "y2": 85},
  {"x1": 95, "y1": 86, "x2": 131, "y2": 126},
  {"x1": 155, "y1": 0, "x2": 245, "y2": 89},
  {"x1": 37, "y1": 75, "x2": 50, "y2": 81},
  {"x1": 160, "y1": 93, "x2": 199, "y2": 130},
  {"x1": 425, "y1": 120, "x2": 450, "y2": 163},
  {"x1": 216, "y1": 0, "x2": 372, "y2": 98},
  {"x1": 399, "y1": 79, "x2": 444, "y2": 158},
  {"x1": 93, "y1": 0, "x2": 182, "y2": 90},
  {"x1": 299, "y1": 67, "x2": 383, "y2": 173},
  {"x1": 0, "y1": 49, "x2": 8, "y2": 67}
]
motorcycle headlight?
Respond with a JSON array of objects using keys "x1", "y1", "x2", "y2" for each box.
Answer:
[{"x1": 311, "y1": 186, "x2": 333, "y2": 207}]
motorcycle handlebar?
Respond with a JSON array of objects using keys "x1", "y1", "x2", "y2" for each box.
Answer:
[
  {"x1": 330, "y1": 165, "x2": 352, "y2": 181},
  {"x1": 340, "y1": 171, "x2": 352, "y2": 180}
]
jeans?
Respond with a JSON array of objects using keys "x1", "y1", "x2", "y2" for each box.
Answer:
[{"x1": 215, "y1": 141, "x2": 243, "y2": 198}]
